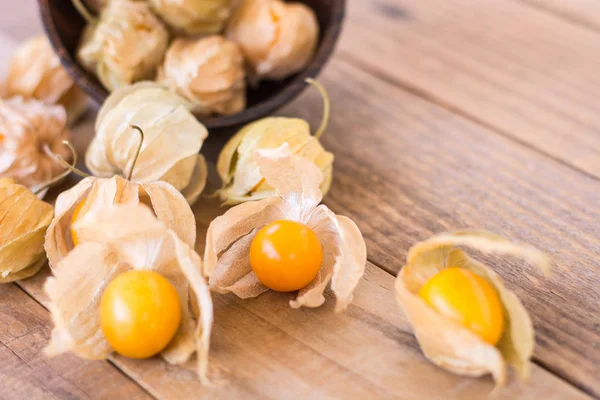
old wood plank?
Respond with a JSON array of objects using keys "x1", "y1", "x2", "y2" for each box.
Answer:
[
  {"x1": 0, "y1": 283, "x2": 152, "y2": 400},
  {"x1": 338, "y1": 0, "x2": 600, "y2": 179},
  {"x1": 520, "y1": 0, "x2": 600, "y2": 31},
  {"x1": 281, "y1": 59, "x2": 600, "y2": 396}
]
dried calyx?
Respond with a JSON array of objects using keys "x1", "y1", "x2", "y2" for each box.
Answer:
[
  {"x1": 395, "y1": 231, "x2": 551, "y2": 387},
  {"x1": 45, "y1": 128, "x2": 197, "y2": 268},
  {"x1": 216, "y1": 78, "x2": 333, "y2": 204},
  {"x1": 149, "y1": 0, "x2": 237, "y2": 35},
  {"x1": 76, "y1": 0, "x2": 169, "y2": 91},
  {"x1": 87, "y1": 82, "x2": 208, "y2": 205},
  {"x1": 1, "y1": 36, "x2": 88, "y2": 125},
  {"x1": 0, "y1": 98, "x2": 72, "y2": 197}
]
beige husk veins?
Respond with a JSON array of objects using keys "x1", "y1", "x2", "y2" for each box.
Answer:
[
  {"x1": 1, "y1": 36, "x2": 88, "y2": 125},
  {"x1": 226, "y1": 0, "x2": 319, "y2": 82},
  {"x1": 0, "y1": 98, "x2": 72, "y2": 194},
  {"x1": 44, "y1": 205, "x2": 213, "y2": 382},
  {"x1": 86, "y1": 82, "x2": 208, "y2": 204},
  {"x1": 158, "y1": 36, "x2": 246, "y2": 117},
  {"x1": 45, "y1": 175, "x2": 196, "y2": 270},
  {"x1": 395, "y1": 230, "x2": 551, "y2": 387},
  {"x1": 149, "y1": 0, "x2": 237, "y2": 35},
  {"x1": 77, "y1": 0, "x2": 169, "y2": 91},
  {"x1": 205, "y1": 143, "x2": 366, "y2": 311},
  {"x1": 0, "y1": 179, "x2": 53, "y2": 282},
  {"x1": 216, "y1": 79, "x2": 333, "y2": 205}
]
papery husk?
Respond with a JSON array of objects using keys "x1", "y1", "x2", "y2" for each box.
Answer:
[
  {"x1": 1, "y1": 36, "x2": 88, "y2": 125},
  {"x1": 226, "y1": 0, "x2": 319, "y2": 81},
  {"x1": 0, "y1": 179, "x2": 53, "y2": 282},
  {"x1": 205, "y1": 143, "x2": 365, "y2": 311},
  {"x1": 149, "y1": 0, "x2": 237, "y2": 35},
  {"x1": 83, "y1": 0, "x2": 106, "y2": 13},
  {"x1": 45, "y1": 175, "x2": 196, "y2": 270},
  {"x1": 44, "y1": 205, "x2": 213, "y2": 383},
  {"x1": 0, "y1": 97, "x2": 72, "y2": 192},
  {"x1": 86, "y1": 82, "x2": 208, "y2": 204},
  {"x1": 216, "y1": 117, "x2": 333, "y2": 204},
  {"x1": 394, "y1": 230, "x2": 551, "y2": 387},
  {"x1": 77, "y1": 0, "x2": 169, "y2": 91},
  {"x1": 158, "y1": 36, "x2": 246, "y2": 117}
]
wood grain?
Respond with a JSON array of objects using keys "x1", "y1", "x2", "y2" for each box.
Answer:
[
  {"x1": 0, "y1": 283, "x2": 152, "y2": 400},
  {"x1": 520, "y1": 0, "x2": 600, "y2": 31},
  {"x1": 282, "y1": 59, "x2": 600, "y2": 396},
  {"x1": 338, "y1": 0, "x2": 600, "y2": 179}
]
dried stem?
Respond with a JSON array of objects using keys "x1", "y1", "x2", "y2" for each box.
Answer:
[
  {"x1": 305, "y1": 78, "x2": 330, "y2": 139},
  {"x1": 45, "y1": 141, "x2": 91, "y2": 179},
  {"x1": 72, "y1": 0, "x2": 98, "y2": 24},
  {"x1": 127, "y1": 125, "x2": 144, "y2": 181},
  {"x1": 35, "y1": 141, "x2": 83, "y2": 195}
]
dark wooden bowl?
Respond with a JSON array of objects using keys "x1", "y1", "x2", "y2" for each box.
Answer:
[{"x1": 38, "y1": 0, "x2": 345, "y2": 130}]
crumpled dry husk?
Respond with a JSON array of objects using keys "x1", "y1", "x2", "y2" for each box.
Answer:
[
  {"x1": 0, "y1": 179, "x2": 53, "y2": 282},
  {"x1": 0, "y1": 97, "x2": 72, "y2": 192},
  {"x1": 44, "y1": 204, "x2": 213, "y2": 382},
  {"x1": 86, "y1": 82, "x2": 208, "y2": 204},
  {"x1": 158, "y1": 36, "x2": 246, "y2": 117},
  {"x1": 395, "y1": 230, "x2": 551, "y2": 387},
  {"x1": 216, "y1": 80, "x2": 333, "y2": 204},
  {"x1": 226, "y1": 0, "x2": 319, "y2": 82},
  {"x1": 45, "y1": 174, "x2": 196, "y2": 270},
  {"x1": 77, "y1": 0, "x2": 169, "y2": 91},
  {"x1": 1, "y1": 36, "x2": 88, "y2": 125},
  {"x1": 149, "y1": 0, "x2": 237, "y2": 35},
  {"x1": 205, "y1": 143, "x2": 365, "y2": 311}
]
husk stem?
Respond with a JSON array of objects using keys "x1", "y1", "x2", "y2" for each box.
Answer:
[
  {"x1": 45, "y1": 140, "x2": 91, "y2": 179},
  {"x1": 35, "y1": 141, "x2": 81, "y2": 195},
  {"x1": 305, "y1": 78, "x2": 330, "y2": 139},
  {"x1": 72, "y1": 0, "x2": 98, "y2": 24},
  {"x1": 127, "y1": 125, "x2": 144, "y2": 181}
]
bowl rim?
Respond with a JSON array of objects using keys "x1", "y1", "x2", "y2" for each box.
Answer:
[{"x1": 37, "y1": 0, "x2": 346, "y2": 130}]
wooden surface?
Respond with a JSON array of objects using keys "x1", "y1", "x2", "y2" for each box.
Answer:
[{"x1": 1, "y1": 0, "x2": 599, "y2": 399}]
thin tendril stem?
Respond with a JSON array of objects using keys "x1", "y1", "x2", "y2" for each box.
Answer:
[
  {"x1": 305, "y1": 78, "x2": 330, "y2": 139},
  {"x1": 44, "y1": 141, "x2": 91, "y2": 179},
  {"x1": 127, "y1": 125, "x2": 144, "y2": 181},
  {"x1": 72, "y1": 0, "x2": 98, "y2": 24},
  {"x1": 35, "y1": 141, "x2": 83, "y2": 195}
]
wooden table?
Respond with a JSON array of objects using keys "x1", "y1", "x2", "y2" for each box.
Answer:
[{"x1": 1, "y1": 0, "x2": 599, "y2": 399}]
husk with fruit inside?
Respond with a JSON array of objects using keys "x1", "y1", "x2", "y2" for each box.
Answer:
[
  {"x1": 158, "y1": 36, "x2": 246, "y2": 117},
  {"x1": 226, "y1": 0, "x2": 319, "y2": 82},
  {"x1": 395, "y1": 230, "x2": 551, "y2": 387},
  {"x1": 44, "y1": 205, "x2": 213, "y2": 382},
  {"x1": 149, "y1": 0, "x2": 237, "y2": 35},
  {"x1": 0, "y1": 97, "x2": 72, "y2": 194},
  {"x1": 45, "y1": 174, "x2": 197, "y2": 270},
  {"x1": 76, "y1": 0, "x2": 169, "y2": 92},
  {"x1": 216, "y1": 79, "x2": 333, "y2": 205},
  {"x1": 0, "y1": 178, "x2": 53, "y2": 282},
  {"x1": 1, "y1": 36, "x2": 88, "y2": 125},
  {"x1": 205, "y1": 143, "x2": 366, "y2": 311},
  {"x1": 86, "y1": 82, "x2": 208, "y2": 204}
]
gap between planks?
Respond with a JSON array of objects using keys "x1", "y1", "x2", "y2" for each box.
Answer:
[{"x1": 336, "y1": 51, "x2": 600, "y2": 184}]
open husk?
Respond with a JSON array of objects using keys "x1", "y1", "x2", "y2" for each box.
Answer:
[
  {"x1": 149, "y1": 0, "x2": 237, "y2": 35},
  {"x1": 395, "y1": 231, "x2": 551, "y2": 387},
  {"x1": 45, "y1": 175, "x2": 196, "y2": 269},
  {"x1": 0, "y1": 97, "x2": 72, "y2": 193},
  {"x1": 77, "y1": 0, "x2": 169, "y2": 91},
  {"x1": 158, "y1": 36, "x2": 246, "y2": 117},
  {"x1": 2, "y1": 36, "x2": 88, "y2": 125},
  {"x1": 44, "y1": 204, "x2": 213, "y2": 382},
  {"x1": 86, "y1": 82, "x2": 208, "y2": 204},
  {"x1": 226, "y1": 0, "x2": 319, "y2": 82},
  {"x1": 216, "y1": 80, "x2": 333, "y2": 204},
  {"x1": 205, "y1": 143, "x2": 366, "y2": 311},
  {"x1": 0, "y1": 179, "x2": 53, "y2": 282}
]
